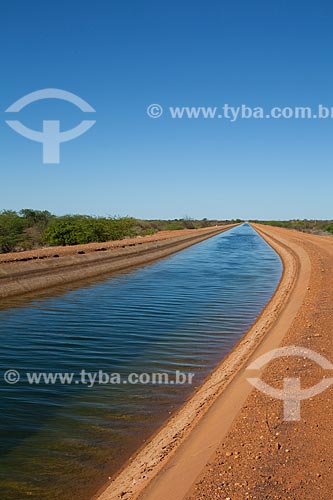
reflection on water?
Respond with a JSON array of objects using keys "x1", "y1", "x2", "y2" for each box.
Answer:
[{"x1": 0, "y1": 224, "x2": 282, "y2": 500}]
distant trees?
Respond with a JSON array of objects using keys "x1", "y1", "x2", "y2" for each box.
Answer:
[
  {"x1": 0, "y1": 210, "x2": 242, "y2": 254},
  {"x1": 20, "y1": 209, "x2": 52, "y2": 228},
  {"x1": 44, "y1": 216, "x2": 137, "y2": 246},
  {"x1": 258, "y1": 219, "x2": 333, "y2": 235},
  {"x1": 0, "y1": 210, "x2": 26, "y2": 252},
  {"x1": 163, "y1": 220, "x2": 188, "y2": 231}
]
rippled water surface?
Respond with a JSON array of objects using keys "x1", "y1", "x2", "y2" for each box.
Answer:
[{"x1": 0, "y1": 224, "x2": 282, "y2": 500}]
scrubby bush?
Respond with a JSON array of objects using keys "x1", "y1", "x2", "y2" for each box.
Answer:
[
  {"x1": 257, "y1": 219, "x2": 333, "y2": 235},
  {"x1": 0, "y1": 210, "x2": 26, "y2": 252},
  {"x1": 43, "y1": 216, "x2": 138, "y2": 246},
  {"x1": 0, "y1": 209, "x2": 238, "y2": 253}
]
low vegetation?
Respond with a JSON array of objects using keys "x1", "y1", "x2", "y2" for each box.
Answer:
[
  {"x1": 251, "y1": 219, "x2": 333, "y2": 235},
  {"x1": 0, "y1": 209, "x2": 241, "y2": 253}
]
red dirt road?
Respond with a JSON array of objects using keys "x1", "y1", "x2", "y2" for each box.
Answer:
[{"x1": 186, "y1": 225, "x2": 333, "y2": 500}]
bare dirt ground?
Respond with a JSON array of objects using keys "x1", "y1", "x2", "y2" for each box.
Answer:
[
  {"x1": 186, "y1": 225, "x2": 333, "y2": 500},
  {"x1": 94, "y1": 224, "x2": 332, "y2": 500}
]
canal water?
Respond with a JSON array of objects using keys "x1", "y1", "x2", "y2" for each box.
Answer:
[{"x1": 0, "y1": 224, "x2": 282, "y2": 500}]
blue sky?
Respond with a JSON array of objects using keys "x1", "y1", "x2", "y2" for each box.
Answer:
[{"x1": 0, "y1": 0, "x2": 332, "y2": 219}]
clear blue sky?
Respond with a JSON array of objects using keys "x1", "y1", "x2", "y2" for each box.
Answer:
[{"x1": 0, "y1": 0, "x2": 332, "y2": 220}]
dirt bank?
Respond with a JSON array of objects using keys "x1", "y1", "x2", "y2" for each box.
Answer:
[
  {"x1": 0, "y1": 226, "x2": 236, "y2": 299},
  {"x1": 186, "y1": 225, "x2": 333, "y2": 500},
  {"x1": 93, "y1": 224, "x2": 332, "y2": 500}
]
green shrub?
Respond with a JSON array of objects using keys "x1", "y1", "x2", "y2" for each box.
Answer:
[{"x1": 0, "y1": 210, "x2": 26, "y2": 252}]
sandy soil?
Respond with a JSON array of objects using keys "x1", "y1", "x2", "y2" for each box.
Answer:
[
  {"x1": 93, "y1": 224, "x2": 332, "y2": 500},
  {"x1": 186, "y1": 225, "x2": 333, "y2": 500},
  {"x1": 0, "y1": 226, "x2": 235, "y2": 299},
  {"x1": 0, "y1": 228, "x2": 224, "y2": 263}
]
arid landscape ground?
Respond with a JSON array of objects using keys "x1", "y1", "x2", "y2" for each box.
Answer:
[{"x1": 186, "y1": 226, "x2": 333, "y2": 500}]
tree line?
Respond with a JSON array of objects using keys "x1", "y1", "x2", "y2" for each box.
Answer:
[
  {"x1": 250, "y1": 219, "x2": 333, "y2": 234},
  {"x1": 0, "y1": 209, "x2": 240, "y2": 253}
]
